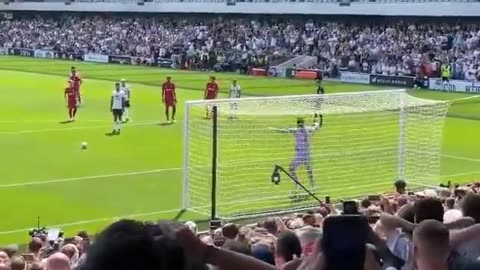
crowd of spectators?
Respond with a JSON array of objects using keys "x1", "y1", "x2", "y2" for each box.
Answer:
[
  {"x1": 2, "y1": 13, "x2": 480, "y2": 270},
  {"x1": 2, "y1": 180, "x2": 480, "y2": 270},
  {"x1": 3, "y1": 15, "x2": 480, "y2": 80}
]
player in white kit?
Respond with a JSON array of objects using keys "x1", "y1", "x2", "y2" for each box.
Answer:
[
  {"x1": 120, "y1": 79, "x2": 131, "y2": 122},
  {"x1": 110, "y1": 82, "x2": 126, "y2": 135},
  {"x1": 228, "y1": 80, "x2": 241, "y2": 119}
]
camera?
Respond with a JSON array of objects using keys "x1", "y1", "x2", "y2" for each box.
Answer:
[{"x1": 28, "y1": 227, "x2": 48, "y2": 238}]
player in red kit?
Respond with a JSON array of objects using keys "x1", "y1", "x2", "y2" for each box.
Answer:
[
  {"x1": 65, "y1": 81, "x2": 78, "y2": 121},
  {"x1": 204, "y1": 76, "x2": 219, "y2": 119},
  {"x1": 70, "y1": 66, "x2": 83, "y2": 105},
  {"x1": 162, "y1": 76, "x2": 177, "y2": 123}
]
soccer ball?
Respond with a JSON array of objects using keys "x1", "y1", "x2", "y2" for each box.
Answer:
[{"x1": 81, "y1": 142, "x2": 88, "y2": 149}]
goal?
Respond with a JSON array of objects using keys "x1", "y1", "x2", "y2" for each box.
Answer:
[{"x1": 183, "y1": 90, "x2": 451, "y2": 219}]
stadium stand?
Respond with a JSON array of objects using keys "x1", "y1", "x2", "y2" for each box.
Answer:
[{"x1": 2, "y1": 15, "x2": 480, "y2": 80}]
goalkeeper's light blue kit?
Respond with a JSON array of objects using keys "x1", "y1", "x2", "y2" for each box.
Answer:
[
  {"x1": 289, "y1": 124, "x2": 317, "y2": 192},
  {"x1": 292, "y1": 127, "x2": 311, "y2": 167}
]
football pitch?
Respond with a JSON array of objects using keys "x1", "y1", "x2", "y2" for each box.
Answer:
[{"x1": 1, "y1": 56, "x2": 480, "y2": 244}]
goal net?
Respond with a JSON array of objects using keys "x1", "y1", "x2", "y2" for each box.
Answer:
[{"x1": 183, "y1": 90, "x2": 451, "y2": 219}]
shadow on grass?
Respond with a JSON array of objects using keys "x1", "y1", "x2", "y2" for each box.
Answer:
[
  {"x1": 157, "y1": 122, "x2": 174, "y2": 126},
  {"x1": 59, "y1": 120, "x2": 74, "y2": 124}
]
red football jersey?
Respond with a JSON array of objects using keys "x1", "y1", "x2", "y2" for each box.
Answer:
[
  {"x1": 162, "y1": 82, "x2": 176, "y2": 101},
  {"x1": 65, "y1": 88, "x2": 77, "y2": 106},
  {"x1": 70, "y1": 73, "x2": 82, "y2": 89},
  {"x1": 205, "y1": 82, "x2": 218, "y2": 99}
]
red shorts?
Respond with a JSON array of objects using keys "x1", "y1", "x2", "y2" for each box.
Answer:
[
  {"x1": 164, "y1": 100, "x2": 176, "y2": 107},
  {"x1": 68, "y1": 102, "x2": 77, "y2": 109}
]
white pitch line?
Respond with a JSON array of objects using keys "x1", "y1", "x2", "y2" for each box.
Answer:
[
  {"x1": 442, "y1": 154, "x2": 480, "y2": 162},
  {"x1": 0, "y1": 208, "x2": 183, "y2": 235},
  {"x1": 0, "y1": 169, "x2": 479, "y2": 235},
  {"x1": 0, "y1": 119, "x2": 164, "y2": 124},
  {"x1": 1, "y1": 154, "x2": 479, "y2": 188},
  {"x1": 441, "y1": 170, "x2": 480, "y2": 178},
  {"x1": 0, "y1": 168, "x2": 182, "y2": 188},
  {"x1": 0, "y1": 120, "x2": 111, "y2": 124},
  {"x1": 453, "y1": 95, "x2": 480, "y2": 102},
  {"x1": 0, "y1": 121, "x2": 159, "y2": 135}
]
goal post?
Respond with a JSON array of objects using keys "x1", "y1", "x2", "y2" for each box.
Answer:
[{"x1": 183, "y1": 90, "x2": 451, "y2": 219}]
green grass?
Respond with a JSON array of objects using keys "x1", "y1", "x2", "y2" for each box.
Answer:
[{"x1": 0, "y1": 56, "x2": 480, "y2": 245}]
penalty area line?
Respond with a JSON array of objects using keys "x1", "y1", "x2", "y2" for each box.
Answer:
[
  {"x1": 0, "y1": 167, "x2": 182, "y2": 188},
  {"x1": 441, "y1": 170, "x2": 480, "y2": 178},
  {"x1": 442, "y1": 154, "x2": 480, "y2": 162},
  {"x1": 0, "y1": 208, "x2": 183, "y2": 235},
  {"x1": 0, "y1": 119, "x2": 164, "y2": 124},
  {"x1": 0, "y1": 121, "x2": 160, "y2": 135},
  {"x1": 0, "y1": 120, "x2": 111, "y2": 124}
]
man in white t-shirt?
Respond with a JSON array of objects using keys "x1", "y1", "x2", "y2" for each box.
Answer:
[
  {"x1": 120, "y1": 79, "x2": 131, "y2": 122},
  {"x1": 228, "y1": 80, "x2": 241, "y2": 119},
  {"x1": 110, "y1": 82, "x2": 126, "y2": 135}
]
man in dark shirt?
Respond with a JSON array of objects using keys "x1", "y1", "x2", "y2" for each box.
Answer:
[{"x1": 315, "y1": 80, "x2": 324, "y2": 126}]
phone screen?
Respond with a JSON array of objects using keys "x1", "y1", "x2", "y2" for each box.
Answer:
[
  {"x1": 368, "y1": 194, "x2": 380, "y2": 201},
  {"x1": 343, "y1": 201, "x2": 358, "y2": 215},
  {"x1": 325, "y1": 196, "x2": 330, "y2": 204},
  {"x1": 210, "y1": 220, "x2": 222, "y2": 231},
  {"x1": 321, "y1": 215, "x2": 368, "y2": 270}
]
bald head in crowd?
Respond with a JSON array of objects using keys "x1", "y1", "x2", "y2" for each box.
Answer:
[
  {"x1": 29, "y1": 262, "x2": 44, "y2": 270},
  {"x1": 28, "y1": 237, "x2": 43, "y2": 254},
  {"x1": 413, "y1": 220, "x2": 450, "y2": 270},
  {"x1": 296, "y1": 226, "x2": 322, "y2": 256},
  {"x1": 61, "y1": 244, "x2": 77, "y2": 259},
  {"x1": 47, "y1": 252, "x2": 71, "y2": 270},
  {"x1": 0, "y1": 251, "x2": 7, "y2": 264},
  {"x1": 10, "y1": 256, "x2": 26, "y2": 270}
]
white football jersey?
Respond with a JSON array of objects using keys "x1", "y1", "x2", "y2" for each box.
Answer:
[
  {"x1": 112, "y1": 90, "x2": 126, "y2": 110},
  {"x1": 229, "y1": 84, "x2": 241, "y2": 98},
  {"x1": 121, "y1": 85, "x2": 130, "y2": 101}
]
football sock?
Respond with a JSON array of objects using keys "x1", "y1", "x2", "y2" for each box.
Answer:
[
  {"x1": 124, "y1": 108, "x2": 129, "y2": 120},
  {"x1": 114, "y1": 121, "x2": 120, "y2": 132}
]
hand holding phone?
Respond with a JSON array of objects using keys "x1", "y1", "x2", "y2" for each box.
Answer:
[{"x1": 322, "y1": 215, "x2": 369, "y2": 270}]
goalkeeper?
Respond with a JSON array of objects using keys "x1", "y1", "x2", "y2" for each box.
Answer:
[{"x1": 273, "y1": 116, "x2": 320, "y2": 193}]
